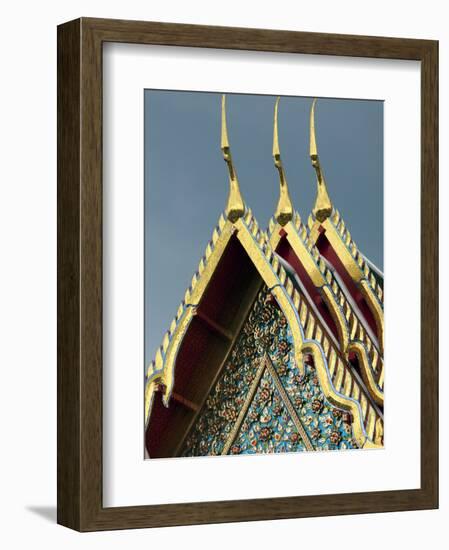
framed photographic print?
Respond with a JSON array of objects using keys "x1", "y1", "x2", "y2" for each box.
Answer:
[{"x1": 57, "y1": 17, "x2": 438, "y2": 531}]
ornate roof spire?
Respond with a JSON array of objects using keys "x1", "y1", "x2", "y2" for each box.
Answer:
[
  {"x1": 310, "y1": 98, "x2": 332, "y2": 222},
  {"x1": 272, "y1": 97, "x2": 294, "y2": 226},
  {"x1": 221, "y1": 94, "x2": 245, "y2": 223}
]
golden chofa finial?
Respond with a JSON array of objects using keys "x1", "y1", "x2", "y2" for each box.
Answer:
[
  {"x1": 221, "y1": 94, "x2": 245, "y2": 223},
  {"x1": 310, "y1": 98, "x2": 332, "y2": 223},
  {"x1": 273, "y1": 97, "x2": 293, "y2": 226}
]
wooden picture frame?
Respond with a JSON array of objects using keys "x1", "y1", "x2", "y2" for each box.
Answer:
[{"x1": 57, "y1": 17, "x2": 438, "y2": 531}]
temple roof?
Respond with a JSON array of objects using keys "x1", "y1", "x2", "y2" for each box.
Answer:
[
  {"x1": 306, "y1": 100, "x2": 384, "y2": 329},
  {"x1": 269, "y1": 98, "x2": 384, "y2": 407},
  {"x1": 145, "y1": 95, "x2": 384, "y2": 457}
]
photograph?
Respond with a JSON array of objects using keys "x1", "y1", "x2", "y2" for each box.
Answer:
[
  {"x1": 144, "y1": 91, "x2": 384, "y2": 458},
  {"x1": 0, "y1": 0, "x2": 441, "y2": 541}
]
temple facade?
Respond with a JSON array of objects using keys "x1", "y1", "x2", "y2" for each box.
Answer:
[{"x1": 145, "y1": 95, "x2": 384, "y2": 458}]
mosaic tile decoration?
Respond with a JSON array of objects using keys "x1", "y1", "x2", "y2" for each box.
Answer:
[{"x1": 181, "y1": 286, "x2": 357, "y2": 457}]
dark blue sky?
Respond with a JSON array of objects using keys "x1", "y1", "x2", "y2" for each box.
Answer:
[{"x1": 144, "y1": 91, "x2": 383, "y2": 365}]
